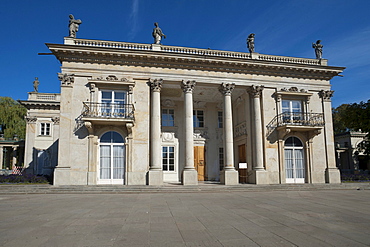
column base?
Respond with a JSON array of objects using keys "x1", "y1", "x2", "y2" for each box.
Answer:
[
  {"x1": 325, "y1": 168, "x2": 341, "y2": 184},
  {"x1": 248, "y1": 169, "x2": 269, "y2": 184},
  {"x1": 220, "y1": 169, "x2": 239, "y2": 185},
  {"x1": 182, "y1": 169, "x2": 198, "y2": 185},
  {"x1": 148, "y1": 170, "x2": 163, "y2": 185}
]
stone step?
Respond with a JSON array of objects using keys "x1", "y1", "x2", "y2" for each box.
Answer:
[{"x1": 0, "y1": 183, "x2": 369, "y2": 194}]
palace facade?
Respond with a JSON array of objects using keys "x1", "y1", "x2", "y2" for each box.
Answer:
[{"x1": 21, "y1": 37, "x2": 345, "y2": 185}]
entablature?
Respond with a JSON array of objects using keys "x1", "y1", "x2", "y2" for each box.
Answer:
[{"x1": 46, "y1": 38, "x2": 345, "y2": 81}]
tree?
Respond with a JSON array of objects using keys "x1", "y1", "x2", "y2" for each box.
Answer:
[
  {"x1": 333, "y1": 99, "x2": 370, "y2": 155},
  {"x1": 0, "y1": 97, "x2": 27, "y2": 139}
]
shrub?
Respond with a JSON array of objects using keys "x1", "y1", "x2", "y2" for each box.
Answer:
[
  {"x1": 341, "y1": 173, "x2": 370, "y2": 182},
  {"x1": 0, "y1": 174, "x2": 50, "y2": 184}
]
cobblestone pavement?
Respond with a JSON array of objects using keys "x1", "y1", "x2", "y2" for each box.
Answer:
[{"x1": 0, "y1": 190, "x2": 369, "y2": 246}]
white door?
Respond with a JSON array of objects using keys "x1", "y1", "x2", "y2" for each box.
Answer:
[
  {"x1": 98, "y1": 131, "x2": 125, "y2": 184},
  {"x1": 285, "y1": 137, "x2": 305, "y2": 183}
]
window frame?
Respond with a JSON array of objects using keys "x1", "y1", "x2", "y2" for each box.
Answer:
[
  {"x1": 39, "y1": 122, "x2": 51, "y2": 136},
  {"x1": 162, "y1": 146, "x2": 176, "y2": 172},
  {"x1": 161, "y1": 108, "x2": 175, "y2": 127},
  {"x1": 193, "y1": 110, "x2": 205, "y2": 128}
]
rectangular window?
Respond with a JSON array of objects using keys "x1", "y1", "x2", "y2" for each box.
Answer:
[
  {"x1": 193, "y1": 110, "x2": 204, "y2": 128},
  {"x1": 162, "y1": 109, "x2": 175, "y2": 127},
  {"x1": 40, "y1": 123, "x2": 51, "y2": 136},
  {"x1": 219, "y1": 147, "x2": 224, "y2": 171},
  {"x1": 218, "y1": 111, "x2": 223, "y2": 128},
  {"x1": 100, "y1": 90, "x2": 127, "y2": 117},
  {"x1": 282, "y1": 100, "x2": 303, "y2": 124},
  {"x1": 162, "y1": 146, "x2": 175, "y2": 171}
]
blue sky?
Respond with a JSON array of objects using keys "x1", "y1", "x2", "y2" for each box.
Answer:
[{"x1": 1, "y1": 0, "x2": 369, "y2": 107}]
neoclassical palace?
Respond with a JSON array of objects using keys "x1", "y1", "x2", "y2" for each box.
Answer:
[{"x1": 21, "y1": 36, "x2": 345, "y2": 185}]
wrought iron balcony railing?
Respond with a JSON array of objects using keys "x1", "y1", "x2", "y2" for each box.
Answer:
[
  {"x1": 267, "y1": 112, "x2": 324, "y2": 132},
  {"x1": 82, "y1": 102, "x2": 134, "y2": 120}
]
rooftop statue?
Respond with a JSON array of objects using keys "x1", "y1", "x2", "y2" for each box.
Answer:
[
  {"x1": 68, "y1": 14, "x2": 82, "y2": 38},
  {"x1": 312, "y1": 40, "x2": 323, "y2": 59},
  {"x1": 33, "y1": 77, "x2": 39, "y2": 92},
  {"x1": 247, "y1": 33, "x2": 255, "y2": 53},
  {"x1": 152, "y1": 22, "x2": 166, "y2": 44}
]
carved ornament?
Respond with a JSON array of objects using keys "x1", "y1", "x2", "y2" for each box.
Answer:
[
  {"x1": 235, "y1": 122, "x2": 247, "y2": 138},
  {"x1": 247, "y1": 85, "x2": 264, "y2": 98},
  {"x1": 219, "y1": 82, "x2": 235, "y2": 96},
  {"x1": 148, "y1": 78, "x2": 163, "y2": 92},
  {"x1": 161, "y1": 99, "x2": 175, "y2": 107},
  {"x1": 25, "y1": 116, "x2": 37, "y2": 124},
  {"x1": 58, "y1": 73, "x2": 75, "y2": 86},
  {"x1": 319, "y1": 90, "x2": 334, "y2": 102},
  {"x1": 52, "y1": 117, "x2": 60, "y2": 125},
  {"x1": 181, "y1": 80, "x2": 196, "y2": 93}
]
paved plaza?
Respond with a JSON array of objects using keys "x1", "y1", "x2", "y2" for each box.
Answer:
[{"x1": 0, "y1": 189, "x2": 370, "y2": 246}]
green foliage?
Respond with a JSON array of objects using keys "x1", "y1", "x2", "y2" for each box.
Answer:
[
  {"x1": 0, "y1": 97, "x2": 27, "y2": 139},
  {"x1": 333, "y1": 99, "x2": 370, "y2": 156}
]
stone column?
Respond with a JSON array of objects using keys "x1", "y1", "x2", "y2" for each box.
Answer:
[
  {"x1": 247, "y1": 85, "x2": 268, "y2": 184},
  {"x1": 12, "y1": 146, "x2": 17, "y2": 169},
  {"x1": 148, "y1": 79, "x2": 163, "y2": 185},
  {"x1": 219, "y1": 83, "x2": 239, "y2": 185},
  {"x1": 0, "y1": 146, "x2": 3, "y2": 169},
  {"x1": 319, "y1": 90, "x2": 340, "y2": 183},
  {"x1": 181, "y1": 80, "x2": 198, "y2": 185}
]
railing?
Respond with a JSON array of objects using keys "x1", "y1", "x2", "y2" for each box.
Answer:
[
  {"x1": 68, "y1": 38, "x2": 324, "y2": 66},
  {"x1": 267, "y1": 112, "x2": 325, "y2": 130},
  {"x1": 82, "y1": 102, "x2": 134, "y2": 120},
  {"x1": 28, "y1": 92, "x2": 60, "y2": 101}
]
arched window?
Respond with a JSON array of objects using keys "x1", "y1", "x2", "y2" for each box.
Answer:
[
  {"x1": 99, "y1": 131, "x2": 125, "y2": 184},
  {"x1": 285, "y1": 137, "x2": 305, "y2": 183}
]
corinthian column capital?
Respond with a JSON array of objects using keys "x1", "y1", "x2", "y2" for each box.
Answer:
[
  {"x1": 319, "y1": 90, "x2": 334, "y2": 102},
  {"x1": 148, "y1": 78, "x2": 163, "y2": 92},
  {"x1": 247, "y1": 85, "x2": 264, "y2": 98},
  {"x1": 181, "y1": 80, "x2": 196, "y2": 93},
  {"x1": 219, "y1": 83, "x2": 235, "y2": 96}
]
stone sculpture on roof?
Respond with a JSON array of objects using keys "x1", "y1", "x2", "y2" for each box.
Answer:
[
  {"x1": 312, "y1": 40, "x2": 323, "y2": 59},
  {"x1": 247, "y1": 33, "x2": 255, "y2": 53},
  {"x1": 68, "y1": 14, "x2": 82, "y2": 38},
  {"x1": 152, "y1": 22, "x2": 166, "y2": 44},
  {"x1": 33, "y1": 77, "x2": 39, "y2": 92}
]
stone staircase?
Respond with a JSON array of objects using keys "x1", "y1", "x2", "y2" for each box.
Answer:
[{"x1": 0, "y1": 182, "x2": 369, "y2": 194}]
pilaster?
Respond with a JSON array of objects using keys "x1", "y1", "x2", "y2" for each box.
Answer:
[{"x1": 319, "y1": 90, "x2": 341, "y2": 183}]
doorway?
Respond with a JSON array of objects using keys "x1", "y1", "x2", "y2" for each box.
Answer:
[{"x1": 194, "y1": 146, "x2": 206, "y2": 181}]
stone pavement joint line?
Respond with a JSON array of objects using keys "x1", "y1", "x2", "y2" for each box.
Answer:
[{"x1": 0, "y1": 190, "x2": 370, "y2": 246}]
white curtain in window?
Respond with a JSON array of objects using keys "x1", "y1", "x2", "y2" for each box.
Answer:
[
  {"x1": 285, "y1": 149, "x2": 293, "y2": 179},
  {"x1": 295, "y1": 149, "x2": 304, "y2": 179},
  {"x1": 100, "y1": 145, "x2": 111, "y2": 179},
  {"x1": 113, "y1": 145, "x2": 125, "y2": 179}
]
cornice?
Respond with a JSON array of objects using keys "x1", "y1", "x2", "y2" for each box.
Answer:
[
  {"x1": 19, "y1": 100, "x2": 60, "y2": 110},
  {"x1": 46, "y1": 41, "x2": 345, "y2": 80}
]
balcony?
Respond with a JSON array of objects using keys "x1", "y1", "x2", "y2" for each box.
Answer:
[
  {"x1": 267, "y1": 112, "x2": 324, "y2": 138},
  {"x1": 81, "y1": 102, "x2": 134, "y2": 125}
]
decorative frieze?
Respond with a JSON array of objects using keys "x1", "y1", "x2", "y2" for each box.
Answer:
[
  {"x1": 319, "y1": 90, "x2": 334, "y2": 102},
  {"x1": 161, "y1": 132, "x2": 177, "y2": 142},
  {"x1": 52, "y1": 117, "x2": 60, "y2": 125},
  {"x1": 235, "y1": 122, "x2": 247, "y2": 138},
  {"x1": 181, "y1": 80, "x2": 196, "y2": 93},
  {"x1": 247, "y1": 85, "x2": 264, "y2": 98},
  {"x1": 219, "y1": 82, "x2": 235, "y2": 96},
  {"x1": 148, "y1": 78, "x2": 163, "y2": 92},
  {"x1": 281, "y1": 87, "x2": 307, "y2": 93},
  {"x1": 25, "y1": 116, "x2": 37, "y2": 124},
  {"x1": 161, "y1": 99, "x2": 175, "y2": 107},
  {"x1": 58, "y1": 73, "x2": 75, "y2": 86}
]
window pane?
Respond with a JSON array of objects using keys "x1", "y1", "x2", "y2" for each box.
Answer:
[{"x1": 102, "y1": 91, "x2": 112, "y2": 101}]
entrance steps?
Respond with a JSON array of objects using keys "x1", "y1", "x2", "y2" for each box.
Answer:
[{"x1": 0, "y1": 182, "x2": 369, "y2": 194}]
